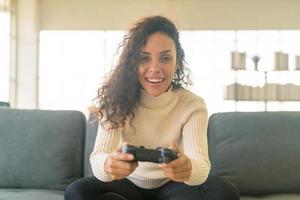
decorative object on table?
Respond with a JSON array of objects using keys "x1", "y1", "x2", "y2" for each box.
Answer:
[
  {"x1": 295, "y1": 55, "x2": 300, "y2": 70},
  {"x1": 231, "y1": 51, "x2": 246, "y2": 70},
  {"x1": 251, "y1": 55, "x2": 261, "y2": 71},
  {"x1": 274, "y1": 51, "x2": 289, "y2": 71},
  {"x1": 225, "y1": 51, "x2": 300, "y2": 111}
]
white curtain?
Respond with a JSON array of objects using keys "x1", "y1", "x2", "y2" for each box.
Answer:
[{"x1": 0, "y1": 0, "x2": 11, "y2": 103}]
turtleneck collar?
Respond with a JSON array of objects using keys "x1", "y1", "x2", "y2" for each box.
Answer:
[{"x1": 140, "y1": 86, "x2": 175, "y2": 109}]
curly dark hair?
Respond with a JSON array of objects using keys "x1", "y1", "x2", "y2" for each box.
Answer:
[{"x1": 92, "y1": 15, "x2": 192, "y2": 129}]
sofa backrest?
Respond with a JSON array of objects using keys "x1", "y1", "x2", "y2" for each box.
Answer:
[
  {"x1": 207, "y1": 112, "x2": 300, "y2": 195},
  {"x1": 0, "y1": 109, "x2": 86, "y2": 190}
]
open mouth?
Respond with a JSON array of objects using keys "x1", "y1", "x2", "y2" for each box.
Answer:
[{"x1": 146, "y1": 78, "x2": 165, "y2": 84}]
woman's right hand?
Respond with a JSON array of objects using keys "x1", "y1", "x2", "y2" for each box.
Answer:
[{"x1": 104, "y1": 143, "x2": 138, "y2": 180}]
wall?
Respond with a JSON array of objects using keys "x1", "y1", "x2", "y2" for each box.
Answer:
[
  {"x1": 13, "y1": 0, "x2": 39, "y2": 108},
  {"x1": 40, "y1": 0, "x2": 300, "y2": 30}
]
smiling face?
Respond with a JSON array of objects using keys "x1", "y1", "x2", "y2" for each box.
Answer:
[{"x1": 137, "y1": 32, "x2": 177, "y2": 97}]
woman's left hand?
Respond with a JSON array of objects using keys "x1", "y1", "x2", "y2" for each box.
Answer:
[{"x1": 159, "y1": 143, "x2": 192, "y2": 182}]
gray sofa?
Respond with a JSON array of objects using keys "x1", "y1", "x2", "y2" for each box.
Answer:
[
  {"x1": 0, "y1": 109, "x2": 87, "y2": 200},
  {"x1": 208, "y1": 112, "x2": 300, "y2": 200},
  {"x1": 1, "y1": 108, "x2": 300, "y2": 200}
]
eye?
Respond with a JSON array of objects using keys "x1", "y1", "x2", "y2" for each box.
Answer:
[
  {"x1": 139, "y1": 55, "x2": 150, "y2": 63},
  {"x1": 161, "y1": 55, "x2": 172, "y2": 63}
]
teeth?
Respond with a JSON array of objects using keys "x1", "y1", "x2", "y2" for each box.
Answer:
[{"x1": 147, "y1": 78, "x2": 163, "y2": 83}]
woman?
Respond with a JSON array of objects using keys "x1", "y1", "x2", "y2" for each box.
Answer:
[{"x1": 65, "y1": 15, "x2": 239, "y2": 200}]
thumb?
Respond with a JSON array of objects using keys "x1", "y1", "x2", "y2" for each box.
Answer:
[
  {"x1": 115, "y1": 142, "x2": 127, "y2": 153},
  {"x1": 168, "y1": 142, "x2": 179, "y2": 153}
]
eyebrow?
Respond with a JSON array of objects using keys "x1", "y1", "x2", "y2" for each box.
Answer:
[{"x1": 140, "y1": 50, "x2": 172, "y2": 55}]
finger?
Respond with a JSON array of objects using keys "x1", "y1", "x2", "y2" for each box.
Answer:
[
  {"x1": 161, "y1": 163, "x2": 190, "y2": 174},
  {"x1": 115, "y1": 142, "x2": 128, "y2": 153},
  {"x1": 168, "y1": 142, "x2": 179, "y2": 152},
  {"x1": 161, "y1": 155, "x2": 189, "y2": 169},
  {"x1": 160, "y1": 157, "x2": 191, "y2": 176},
  {"x1": 109, "y1": 167, "x2": 133, "y2": 177},
  {"x1": 164, "y1": 169, "x2": 191, "y2": 178},
  {"x1": 111, "y1": 151, "x2": 134, "y2": 161},
  {"x1": 108, "y1": 159, "x2": 138, "y2": 171},
  {"x1": 163, "y1": 162, "x2": 191, "y2": 174},
  {"x1": 164, "y1": 170, "x2": 191, "y2": 182},
  {"x1": 108, "y1": 163, "x2": 138, "y2": 179},
  {"x1": 111, "y1": 174, "x2": 116, "y2": 180}
]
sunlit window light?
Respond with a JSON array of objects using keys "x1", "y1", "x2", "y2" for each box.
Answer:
[
  {"x1": 39, "y1": 30, "x2": 300, "y2": 115},
  {"x1": 39, "y1": 31, "x2": 124, "y2": 114}
]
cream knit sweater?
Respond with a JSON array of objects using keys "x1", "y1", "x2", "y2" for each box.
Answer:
[{"x1": 90, "y1": 87, "x2": 211, "y2": 189}]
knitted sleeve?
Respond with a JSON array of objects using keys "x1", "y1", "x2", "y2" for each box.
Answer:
[
  {"x1": 182, "y1": 104, "x2": 211, "y2": 185},
  {"x1": 89, "y1": 126, "x2": 122, "y2": 182}
]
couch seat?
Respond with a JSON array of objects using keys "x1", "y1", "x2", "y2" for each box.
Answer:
[
  {"x1": 242, "y1": 194, "x2": 300, "y2": 200},
  {"x1": 0, "y1": 189, "x2": 64, "y2": 200}
]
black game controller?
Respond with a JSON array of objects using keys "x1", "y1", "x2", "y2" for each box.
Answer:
[{"x1": 122, "y1": 144, "x2": 177, "y2": 163}]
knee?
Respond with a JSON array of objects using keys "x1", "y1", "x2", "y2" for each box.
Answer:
[
  {"x1": 219, "y1": 177, "x2": 240, "y2": 200},
  {"x1": 204, "y1": 176, "x2": 240, "y2": 200},
  {"x1": 64, "y1": 178, "x2": 89, "y2": 200}
]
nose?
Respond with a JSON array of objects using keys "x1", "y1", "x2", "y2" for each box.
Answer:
[{"x1": 148, "y1": 59, "x2": 161, "y2": 73}]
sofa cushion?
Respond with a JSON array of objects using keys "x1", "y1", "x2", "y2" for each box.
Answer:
[
  {"x1": 241, "y1": 194, "x2": 300, "y2": 200},
  {"x1": 0, "y1": 189, "x2": 64, "y2": 200},
  {"x1": 0, "y1": 109, "x2": 85, "y2": 190},
  {"x1": 208, "y1": 112, "x2": 300, "y2": 195}
]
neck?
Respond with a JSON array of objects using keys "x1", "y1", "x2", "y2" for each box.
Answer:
[{"x1": 140, "y1": 87, "x2": 174, "y2": 109}]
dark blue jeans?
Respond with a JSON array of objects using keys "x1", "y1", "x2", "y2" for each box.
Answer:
[{"x1": 64, "y1": 176, "x2": 239, "y2": 200}]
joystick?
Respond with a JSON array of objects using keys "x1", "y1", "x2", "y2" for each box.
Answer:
[{"x1": 122, "y1": 144, "x2": 177, "y2": 163}]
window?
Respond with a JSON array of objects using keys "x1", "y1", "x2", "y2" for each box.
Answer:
[
  {"x1": 180, "y1": 31, "x2": 300, "y2": 113},
  {"x1": 39, "y1": 31, "x2": 124, "y2": 114},
  {"x1": 39, "y1": 30, "x2": 300, "y2": 115}
]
